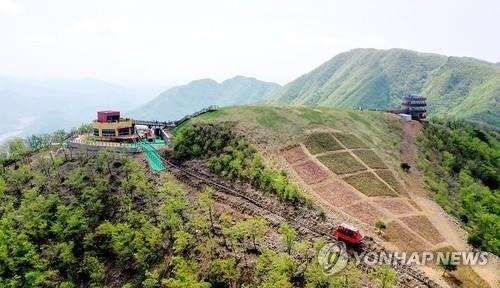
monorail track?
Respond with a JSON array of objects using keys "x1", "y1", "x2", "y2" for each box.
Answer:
[{"x1": 157, "y1": 156, "x2": 442, "y2": 288}]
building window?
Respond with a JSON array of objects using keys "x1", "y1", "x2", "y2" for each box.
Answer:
[
  {"x1": 102, "y1": 129, "x2": 116, "y2": 137},
  {"x1": 93, "y1": 129, "x2": 99, "y2": 136},
  {"x1": 118, "y1": 128, "x2": 130, "y2": 136}
]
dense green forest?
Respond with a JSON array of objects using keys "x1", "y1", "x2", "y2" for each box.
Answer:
[
  {"x1": 173, "y1": 122, "x2": 307, "y2": 205},
  {"x1": 269, "y1": 48, "x2": 500, "y2": 127},
  {"x1": 0, "y1": 139, "x2": 398, "y2": 287},
  {"x1": 418, "y1": 120, "x2": 500, "y2": 255}
]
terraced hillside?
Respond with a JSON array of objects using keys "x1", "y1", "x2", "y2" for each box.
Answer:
[{"x1": 188, "y1": 105, "x2": 496, "y2": 287}]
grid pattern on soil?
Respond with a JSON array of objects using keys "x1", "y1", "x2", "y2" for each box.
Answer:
[
  {"x1": 303, "y1": 132, "x2": 343, "y2": 154},
  {"x1": 375, "y1": 170, "x2": 401, "y2": 193},
  {"x1": 342, "y1": 201, "x2": 387, "y2": 225},
  {"x1": 371, "y1": 198, "x2": 417, "y2": 215},
  {"x1": 352, "y1": 149, "x2": 387, "y2": 169},
  {"x1": 400, "y1": 215, "x2": 445, "y2": 245},
  {"x1": 333, "y1": 133, "x2": 369, "y2": 148},
  {"x1": 292, "y1": 160, "x2": 329, "y2": 184},
  {"x1": 384, "y1": 221, "x2": 430, "y2": 252},
  {"x1": 283, "y1": 146, "x2": 308, "y2": 164},
  {"x1": 344, "y1": 172, "x2": 397, "y2": 197},
  {"x1": 314, "y1": 180, "x2": 362, "y2": 207},
  {"x1": 318, "y1": 152, "x2": 367, "y2": 175}
]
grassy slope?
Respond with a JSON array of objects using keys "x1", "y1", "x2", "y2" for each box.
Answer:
[
  {"x1": 269, "y1": 48, "x2": 500, "y2": 127},
  {"x1": 190, "y1": 105, "x2": 403, "y2": 168}
]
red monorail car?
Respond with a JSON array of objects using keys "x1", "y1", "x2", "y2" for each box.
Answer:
[{"x1": 334, "y1": 223, "x2": 363, "y2": 245}]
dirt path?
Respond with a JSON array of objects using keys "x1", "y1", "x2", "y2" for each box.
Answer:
[{"x1": 401, "y1": 121, "x2": 500, "y2": 287}]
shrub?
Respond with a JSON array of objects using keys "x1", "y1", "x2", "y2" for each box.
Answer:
[
  {"x1": 174, "y1": 123, "x2": 306, "y2": 204},
  {"x1": 375, "y1": 220, "x2": 386, "y2": 230},
  {"x1": 400, "y1": 162, "x2": 411, "y2": 172}
]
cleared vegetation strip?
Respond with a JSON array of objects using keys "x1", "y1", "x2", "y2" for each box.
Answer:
[
  {"x1": 371, "y1": 198, "x2": 417, "y2": 215},
  {"x1": 344, "y1": 172, "x2": 397, "y2": 197},
  {"x1": 374, "y1": 169, "x2": 401, "y2": 192},
  {"x1": 303, "y1": 132, "x2": 343, "y2": 154},
  {"x1": 314, "y1": 180, "x2": 362, "y2": 207},
  {"x1": 384, "y1": 221, "x2": 431, "y2": 252},
  {"x1": 342, "y1": 201, "x2": 387, "y2": 225},
  {"x1": 352, "y1": 149, "x2": 387, "y2": 169},
  {"x1": 333, "y1": 133, "x2": 370, "y2": 148},
  {"x1": 283, "y1": 146, "x2": 308, "y2": 163},
  {"x1": 400, "y1": 215, "x2": 445, "y2": 245},
  {"x1": 292, "y1": 160, "x2": 329, "y2": 184},
  {"x1": 317, "y1": 151, "x2": 367, "y2": 174}
]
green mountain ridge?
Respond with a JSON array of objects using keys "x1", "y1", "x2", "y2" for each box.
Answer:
[
  {"x1": 129, "y1": 76, "x2": 280, "y2": 120},
  {"x1": 269, "y1": 48, "x2": 500, "y2": 127}
]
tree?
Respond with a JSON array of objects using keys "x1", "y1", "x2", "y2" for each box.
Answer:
[
  {"x1": 162, "y1": 257, "x2": 211, "y2": 288},
  {"x1": 199, "y1": 187, "x2": 215, "y2": 233},
  {"x1": 370, "y1": 265, "x2": 397, "y2": 288},
  {"x1": 279, "y1": 223, "x2": 296, "y2": 254},
  {"x1": 304, "y1": 262, "x2": 331, "y2": 288},
  {"x1": 209, "y1": 258, "x2": 241, "y2": 288},
  {"x1": 51, "y1": 130, "x2": 68, "y2": 144},
  {"x1": 255, "y1": 250, "x2": 296, "y2": 288},
  {"x1": 295, "y1": 240, "x2": 314, "y2": 266},
  {"x1": 231, "y1": 217, "x2": 269, "y2": 251},
  {"x1": 400, "y1": 162, "x2": 411, "y2": 173},
  {"x1": 331, "y1": 262, "x2": 362, "y2": 288},
  {"x1": 219, "y1": 213, "x2": 234, "y2": 251},
  {"x1": 7, "y1": 138, "x2": 28, "y2": 158},
  {"x1": 83, "y1": 255, "x2": 106, "y2": 286},
  {"x1": 173, "y1": 231, "x2": 194, "y2": 255}
]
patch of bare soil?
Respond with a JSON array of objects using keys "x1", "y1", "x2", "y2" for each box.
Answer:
[
  {"x1": 342, "y1": 201, "x2": 388, "y2": 226},
  {"x1": 384, "y1": 221, "x2": 431, "y2": 252},
  {"x1": 314, "y1": 180, "x2": 362, "y2": 207},
  {"x1": 400, "y1": 215, "x2": 445, "y2": 245},
  {"x1": 371, "y1": 197, "x2": 418, "y2": 216},
  {"x1": 292, "y1": 160, "x2": 329, "y2": 184},
  {"x1": 283, "y1": 145, "x2": 308, "y2": 164}
]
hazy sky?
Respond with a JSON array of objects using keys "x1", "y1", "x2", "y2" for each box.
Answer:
[{"x1": 1, "y1": 0, "x2": 499, "y2": 86}]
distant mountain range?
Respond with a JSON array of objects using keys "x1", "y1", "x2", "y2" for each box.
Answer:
[
  {"x1": 2, "y1": 48, "x2": 499, "y2": 143},
  {"x1": 0, "y1": 76, "x2": 163, "y2": 142},
  {"x1": 268, "y1": 48, "x2": 500, "y2": 127},
  {"x1": 129, "y1": 76, "x2": 280, "y2": 120}
]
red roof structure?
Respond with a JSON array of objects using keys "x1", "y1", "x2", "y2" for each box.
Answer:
[{"x1": 97, "y1": 111, "x2": 120, "y2": 123}]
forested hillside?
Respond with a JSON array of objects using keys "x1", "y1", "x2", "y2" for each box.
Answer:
[
  {"x1": 130, "y1": 76, "x2": 280, "y2": 121},
  {"x1": 418, "y1": 120, "x2": 500, "y2": 255},
  {"x1": 269, "y1": 48, "x2": 500, "y2": 127},
  {"x1": 0, "y1": 138, "x2": 386, "y2": 287}
]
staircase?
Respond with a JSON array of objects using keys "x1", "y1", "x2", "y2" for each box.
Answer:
[{"x1": 136, "y1": 140, "x2": 165, "y2": 172}]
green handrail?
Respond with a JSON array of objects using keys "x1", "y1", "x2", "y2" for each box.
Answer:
[{"x1": 137, "y1": 140, "x2": 165, "y2": 171}]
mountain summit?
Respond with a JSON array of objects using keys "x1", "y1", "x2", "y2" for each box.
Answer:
[
  {"x1": 130, "y1": 76, "x2": 280, "y2": 120},
  {"x1": 269, "y1": 48, "x2": 500, "y2": 127}
]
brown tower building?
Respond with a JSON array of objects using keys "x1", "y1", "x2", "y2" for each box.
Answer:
[{"x1": 401, "y1": 94, "x2": 427, "y2": 120}]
